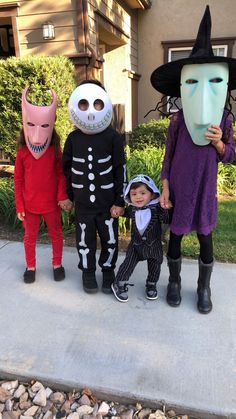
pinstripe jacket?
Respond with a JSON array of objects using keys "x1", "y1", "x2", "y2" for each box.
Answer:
[{"x1": 125, "y1": 203, "x2": 169, "y2": 262}]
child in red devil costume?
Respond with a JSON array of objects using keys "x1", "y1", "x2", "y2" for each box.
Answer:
[{"x1": 14, "y1": 88, "x2": 72, "y2": 283}]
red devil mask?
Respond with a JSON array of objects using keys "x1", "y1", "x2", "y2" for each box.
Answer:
[{"x1": 22, "y1": 88, "x2": 57, "y2": 159}]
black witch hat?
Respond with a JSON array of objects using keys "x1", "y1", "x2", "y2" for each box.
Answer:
[{"x1": 151, "y1": 5, "x2": 236, "y2": 97}]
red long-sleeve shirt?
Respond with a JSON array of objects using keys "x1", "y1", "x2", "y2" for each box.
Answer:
[{"x1": 14, "y1": 146, "x2": 68, "y2": 214}]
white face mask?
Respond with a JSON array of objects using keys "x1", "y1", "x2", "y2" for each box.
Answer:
[
  {"x1": 180, "y1": 63, "x2": 229, "y2": 146},
  {"x1": 68, "y1": 83, "x2": 113, "y2": 134}
]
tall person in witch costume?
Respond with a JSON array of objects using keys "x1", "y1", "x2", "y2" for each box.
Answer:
[{"x1": 150, "y1": 6, "x2": 235, "y2": 313}]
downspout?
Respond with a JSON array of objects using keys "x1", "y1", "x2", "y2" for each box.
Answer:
[{"x1": 81, "y1": 0, "x2": 97, "y2": 78}]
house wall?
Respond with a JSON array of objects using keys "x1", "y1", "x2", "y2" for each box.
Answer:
[
  {"x1": 138, "y1": 0, "x2": 236, "y2": 123},
  {"x1": 0, "y1": 0, "x2": 139, "y2": 132},
  {"x1": 10, "y1": 0, "x2": 78, "y2": 56},
  {"x1": 88, "y1": 0, "x2": 138, "y2": 132}
]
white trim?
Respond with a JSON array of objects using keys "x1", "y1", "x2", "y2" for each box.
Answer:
[
  {"x1": 72, "y1": 168, "x2": 84, "y2": 175},
  {"x1": 100, "y1": 166, "x2": 112, "y2": 175},
  {"x1": 73, "y1": 156, "x2": 85, "y2": 163},
  {"x1": 98, "y1": 155, "x2": 111, "y2": 163},
  {"x1": 101, "y1": 183, "x2": 114, "y2": 189}
]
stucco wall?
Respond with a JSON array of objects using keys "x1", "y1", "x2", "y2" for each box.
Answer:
[
  {"x1": 138, "y1": 0, "x2": 236, "y2": 123},
  {"x1": 88, "y1": 0, "x2": 138, "y2": 131}
]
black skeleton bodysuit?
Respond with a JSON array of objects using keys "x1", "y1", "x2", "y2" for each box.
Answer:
[{"x1": 63, "y1": 126, "x2": 126, "y2": 273}]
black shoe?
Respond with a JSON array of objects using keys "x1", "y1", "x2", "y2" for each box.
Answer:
[
  {"x1": 102, "y1": 270, "x2": 115, "y2": 294},
  {"x1": 82, "y1": 272, "x2": 98, "y2": 294},
  {"x1": 53, "y1": 266, "x2": 65, "y2": 281},
  {"x1": 111, "y1": 282, "x2": 134, "y2": 302},
  {"x1": 146, "y1": 282, "x2": 158, "y2": 300},
  {"x1": 23, "y1": 269, "x2": 36, "y2": 284}
]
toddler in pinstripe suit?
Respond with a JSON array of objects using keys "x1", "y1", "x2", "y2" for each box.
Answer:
[{"x1": 111, "y1": 174, "x2": 172, "y2": 302}]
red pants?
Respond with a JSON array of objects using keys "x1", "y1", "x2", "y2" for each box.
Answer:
[{"x1": 23, "y1": 208, "x2": 63, "y2": 268}]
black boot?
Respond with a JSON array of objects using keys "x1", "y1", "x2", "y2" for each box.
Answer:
[
  {"x1": 102, "y1": 270, "x2": 115, "y2": 294},
  {"x1": 166, "y1": 256, "x2": 182, "y2": 307},
  {"x1": 197, "y1": 258, "x2": 213, "y2": 314},
  {"x1": 82, "y1": 272, "x2": 98, "y2": 294}
]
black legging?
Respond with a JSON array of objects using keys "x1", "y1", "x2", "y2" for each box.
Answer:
[{"x1": 167, "y1": 231, "x2": 213, "y2": 264}]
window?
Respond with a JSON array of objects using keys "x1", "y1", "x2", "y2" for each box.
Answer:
[{"x1": 0, "y1": 25, "x2": 15, "y2": 57}]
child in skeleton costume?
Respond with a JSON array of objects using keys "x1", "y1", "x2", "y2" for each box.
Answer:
[
  {"x1": 63, "y1": 80, "x2": 126, "y2": 294},
  {"x1": 14, "y1": 88, "x2": 72, "y2": 284},
  {"x1": 111, "y1": 175, "x2": 170, "y2": 303},
  {"x1": 150, "y1": 6, "x2": 236, "y2": 313}
]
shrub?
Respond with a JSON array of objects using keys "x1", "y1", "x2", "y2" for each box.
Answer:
[
  {"x1": 129, "y1": 116, "x2": 236, "y2": 151},
  {"x1": 233, "y1": 122, "x2": 236, "y2": 144},
  {"x1": 0, "y1": 178, "x2": 21, "y2": 228},
  {"x1": 218, "y1": 162, "x2": 236, "y2": 195},
  {"x1": 129, "y1": 118, "x2": 170, "y2": 150},
  {"x1": 0, "y1": 56, "x2": 76, "y2": 160},
  {"x1": 126, "y1": 145, "x2": 165, "y2": 190}
]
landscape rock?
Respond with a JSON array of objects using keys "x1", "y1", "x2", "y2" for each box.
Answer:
[
  {"x1": 77, "y1": 395, "x2": 91, "y2": 407},
  {"x1": 0, "y1": 389, "x2": 11, "y2": 404},
  {"x1": 33, "y1": 389, "x2": 47, "y2": 407},
  {"x1": 120, "y1": 409, "x2": 134, "y2": 419},
  {"x1": 138, "y1": 408, "x2": 152, "y2": 419},
  {"x1": 1, "y1": 383, "x2": 18, "y2": 392},
  {"x1": 49, "y1": 393, "x2": 65, "y2": 405},
  {"x1": 3, "y1": 413, "x2": 19, "y2": 419},
  {"x1": 14, "y1": 387, "x2": 26, "y2": 400},
  {"x1": 19, "y1": 402, "x2": 31, "y2": 411},
  {"x1": 148, "y1": 410, "x2": 167, "y2": 419},
  {"x1": 67, "y1": 413, "x2": 79, "y2": 419},
  {"x1": 31, "y1": 383, "x2": 44, "y2": 394},
  {"x1": 76, "y1": 405, "x2": 93, "y2": 418},
  {"x1": 23, "y1": 406, "x2": 39, "y2": 416},
  {"x1": 97, "y1": 401, "x2": 109, "y2": 416},
  {"x1": 0, "y1": 380, "x2": 193, "y2": 419}
]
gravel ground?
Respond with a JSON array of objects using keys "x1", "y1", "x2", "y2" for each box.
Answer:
[{"x1": 0, "y1": 379, "x2": 196, "y2": 419}]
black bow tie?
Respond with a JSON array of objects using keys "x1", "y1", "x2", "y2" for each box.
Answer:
[{"x1": 133, "y1": 206, "x2": 149, "y2": 211}]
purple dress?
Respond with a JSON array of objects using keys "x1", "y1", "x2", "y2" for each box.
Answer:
[{"x1": 161, "y1": 110, "x2": 235, "y2": 235}]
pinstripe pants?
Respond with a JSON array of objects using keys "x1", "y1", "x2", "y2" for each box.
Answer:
[{"x1": 116, "y1": 242, "x2": 161, "y2": 285}]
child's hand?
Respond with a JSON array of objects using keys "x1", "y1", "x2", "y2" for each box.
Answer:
[
  {"x1": 58, "y1": 199, "x2": 73, "y2": 212},
  {"x1": 205, "y1": 124, "x2": 222, "y2": 144},
  {"x1": 17, "y1": 212, "x2": 25, "y2": 221},
  {"x1": 110, "y1": 205, "x2": 124, "y2": 218}
]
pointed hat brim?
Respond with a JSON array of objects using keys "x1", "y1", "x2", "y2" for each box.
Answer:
[{"x1": 151, "y1": 56, "x2": 236, "y2": 97}]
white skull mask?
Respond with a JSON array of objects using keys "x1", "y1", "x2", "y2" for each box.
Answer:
[{"x1": 68, "y1": 83, "x2": 113, "y2": 134}]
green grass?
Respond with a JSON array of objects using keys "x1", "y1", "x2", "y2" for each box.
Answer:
[{"x1": 180, "y1": 196, "x2": 236, "y2": 263}]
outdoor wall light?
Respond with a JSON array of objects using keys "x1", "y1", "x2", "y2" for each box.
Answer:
[{"x1": 42, "y1": 22, "x2": 55, "y2": 40}]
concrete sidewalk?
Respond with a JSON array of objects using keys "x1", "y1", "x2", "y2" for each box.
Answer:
[{"x1": 0, "y1": 239, "x2": 235, "y2": 419}]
